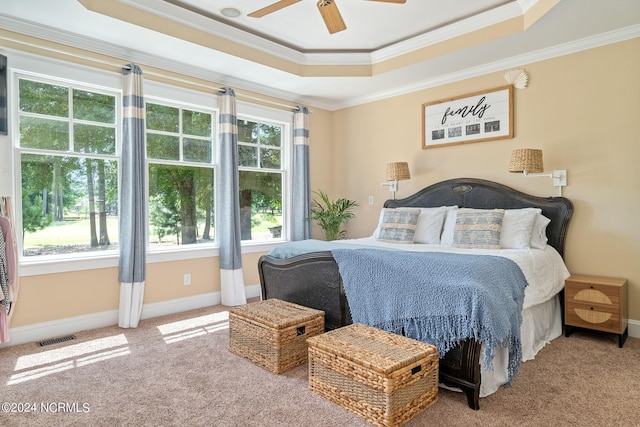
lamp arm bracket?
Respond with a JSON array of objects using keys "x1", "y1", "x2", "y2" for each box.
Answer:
[
  {"x1": 381, "y1": 180, "x2": 398, "y2": 192},
  {"x1": 523, "y1": 171, "x2": 553, "y2": 178}
]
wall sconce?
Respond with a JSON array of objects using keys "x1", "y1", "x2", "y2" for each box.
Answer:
[
  {"x1": 381, "y1": 162, "x2": 410, "y2": 199},
  {"x1": 508, "y1": 148, "x2": 567, "y2": 196}
]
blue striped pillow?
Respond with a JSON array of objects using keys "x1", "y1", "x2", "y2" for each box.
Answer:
[
  {"x1": 376, "y1": 208, "x2": 421, "y2": 243},
  {"x1": 452, "y1": 208, "x2": 504, "y2": 249}
]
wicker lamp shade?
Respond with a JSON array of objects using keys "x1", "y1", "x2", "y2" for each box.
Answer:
[
  {"x1": 509, "y1": 148, "x2": 544, "y2": 173},
  {"x1": 386, "y1": 162, "x2": 411, "y2": 181}
]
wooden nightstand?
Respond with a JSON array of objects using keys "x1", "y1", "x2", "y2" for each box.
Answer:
[{"x1": 564, "y1": 274, "x2": 628, "y2": 348}]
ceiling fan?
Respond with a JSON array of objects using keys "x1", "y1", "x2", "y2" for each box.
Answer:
[{"x1": 248, "y1": 0, "x2": 406, "y2": 35}]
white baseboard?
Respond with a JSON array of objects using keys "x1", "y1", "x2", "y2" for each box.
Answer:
[
  {"x1": 628, "y1": 319, "x2": 640, "y2": 339},
  {"x1": 0, "y1": 284, "x2": 262, "y2": 348}
]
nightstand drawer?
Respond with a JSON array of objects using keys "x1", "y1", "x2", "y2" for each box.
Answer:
[
  {"x1": 565, "y1": 282, "x2": 621, "y2": 307},
  {"x1": 565, "y1": 301, "x2": 622, "y2": 334}
]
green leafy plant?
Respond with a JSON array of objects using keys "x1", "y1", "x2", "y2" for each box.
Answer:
[{"x1": 310, "y1": 190, "x2": 358, "y2": 241}]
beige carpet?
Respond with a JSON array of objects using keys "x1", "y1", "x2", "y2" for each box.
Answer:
[{"x1": 0, "y1": 303, "x2": 638, "y2": 427}]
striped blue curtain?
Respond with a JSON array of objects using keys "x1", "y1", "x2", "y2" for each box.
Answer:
[
  {"x1": 218, "y1": 88, "x2": 247, "y2": 306},
  {"x1": 291, "y1": 106, "x2": 310, "y2": 241},
  {"x1": 118, "y1": 64, "x2": 147, "y2": 328}
]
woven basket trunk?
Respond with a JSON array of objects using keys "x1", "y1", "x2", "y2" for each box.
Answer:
[
  {"x1": 229, "y1": 299, "x2": 324, "y2": 374},
  {"x1": 308, "y1": 323, "x2": 438, "y2": 427}
]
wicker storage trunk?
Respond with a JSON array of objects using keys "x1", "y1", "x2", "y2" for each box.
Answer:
[
  {"x1": 229, "y1": 299, "x2": 324, "y2": 374},
  {"x1": 307, "y1": 323, "x2": 438, "y2": 427}
]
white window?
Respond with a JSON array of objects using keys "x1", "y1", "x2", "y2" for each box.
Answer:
[
  {"x1": 145, "y1": 100, "x2": 216, "y2": 248},
  {"x1": 237, "y1": 117, "x2": 285, "y2": 241},
  {"x1": 11, "y1": 55, "x2": 292, "y2": 272},
  {"x1": 16, "y1": 76, "x2": 119, "y2": 258}
]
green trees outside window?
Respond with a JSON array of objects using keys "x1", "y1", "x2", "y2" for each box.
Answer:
[
  {"x1": 146, "y1": 102, "x2": 215, "y2": 246},
  {"x1": 15, "y1": 75, "x2": 288, "y2": 258},
  {"x1": 237, "y1": 119, "x2": 283, "y2": 241},
  {"x1": 18, "y1": 78, "x2": 118, "y2": 256}
]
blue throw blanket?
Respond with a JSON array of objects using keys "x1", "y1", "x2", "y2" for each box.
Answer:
[
  {"x1": 268, "y1": 239, "x2": 390, "y2": 259},
  {"x1": 332, "y1": 248, "x2": 528, "y2": 384}
]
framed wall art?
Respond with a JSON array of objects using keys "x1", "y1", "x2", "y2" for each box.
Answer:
[
  {"x1": 422, "y1": 85, "x2": 513, "y2": 149},
  {"x1": 0, "y1": 54, "x2": 6, "y2": 135}
]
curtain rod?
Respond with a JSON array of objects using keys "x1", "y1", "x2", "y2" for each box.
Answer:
[
  {"x1": 122, "y1": 65, "x2": 304, "y2": 112},
  {"x1": 119, "y1": 64, "x2": 303, "y2": 112},
  {"x1": 0, "y1": 34, "x2": 305, "y2": 113}
]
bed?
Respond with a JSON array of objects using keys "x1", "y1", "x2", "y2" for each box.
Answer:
[{"x1": 258, "y1": 178, "x2": 573, "y2": 409}]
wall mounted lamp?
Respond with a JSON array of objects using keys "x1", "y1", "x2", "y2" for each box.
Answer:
[
  {"x1": 508, "y1": 148, "x2": 567, "y2": 196},
  {"x1": 381, "y1": 162, "x2": 410, "y2": 199}
]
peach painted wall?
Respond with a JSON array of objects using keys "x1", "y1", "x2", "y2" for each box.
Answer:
[{"x1": 331, "y1": 38, "x2": 640, "y2": 322}]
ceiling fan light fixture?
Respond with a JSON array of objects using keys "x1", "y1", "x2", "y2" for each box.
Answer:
[{"x1": 220, "y1": 7, "x2": 242, "y2": 18}]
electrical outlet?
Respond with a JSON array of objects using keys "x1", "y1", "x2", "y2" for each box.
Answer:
[
  {"x1": 368, "y1": 196, "x2": 373, "y2": 205},
  {"x1": 183, "y1": 273, "x2": 191, "y2": 286}
]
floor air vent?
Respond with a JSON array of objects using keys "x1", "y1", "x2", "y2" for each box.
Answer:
[{"x1": 37, "y1": 334, "x2": 76, "y2": 347}]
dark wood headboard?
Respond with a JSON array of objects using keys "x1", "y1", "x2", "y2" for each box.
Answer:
[{"x1": 384, "y1": 178, "x2": 573, "y2": 257}]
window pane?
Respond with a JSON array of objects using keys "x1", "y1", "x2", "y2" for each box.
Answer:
[
  {"x1": 21, "y1": 154, "x2": 119, "y2": 256},
  {"x1": 20, "y1": 116, "x2": 69, "y2": 151},
  {"x1": 148, "y1": 164, "x2": 215, "y2": 246},
  {"x1": 260, "y1": 148, "x2": 281, "y2": 169},
  {"x1": 19, "y1": 80, "x2": 69, "y2": 117},
  {"x1": 147, "y1": 103, "x2": 179, "y2": 132},
  {"x1": 238, "y1": 120, "x2": 257, "y2": 143},
  {"x1": 238, "y1": 145, "x2": 257, "y2": 167},
  {"x1": 74, "y1": 123, "x2": 116, "y2": 155},
  {"x1": 184, "y1": 137, "x2": 212, "y2": 163},
  {"x1": 183, "y1": 109, "x2": 211, "y2": 137},
  {"x1": 238, "y1": 171, "x2": 282, "y2": 241},
  {"x1": 73, "y1": 90, "x2": 115, "y2": 124},
  {"x1": 147, "y1": 133, "x2": 179, "y2": 160},
  {"x1": 259, "y1": 123, "x2": 281, "y2": 147}
]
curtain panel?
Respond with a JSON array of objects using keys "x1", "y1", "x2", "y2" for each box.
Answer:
[
  {"x1": 118, "y1": 64, "x2": 147, "y2": 328},
  {"x1": 218, "y1": 88, "x2": 247, "y2": 306},
  {"x1": 291, "y1": 106, "x2": 311, "y2": 241}
]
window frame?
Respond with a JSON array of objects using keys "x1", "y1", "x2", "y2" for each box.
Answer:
[
  {"x1": 10, "y1": 53, "x2": 293, "y2": 277},
  {"x1": 14, "y1": 71, "x2": 122, "y2": 270},
  {"x1": 235, "y1": 112, "x2": 288, "y2": 244},
  {"x1": 144, "y1": 96, "x2": 218, "y2": 252}
]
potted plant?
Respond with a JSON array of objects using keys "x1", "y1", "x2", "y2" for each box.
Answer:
[{"x1": 310, "y1": 190, "x2": 358, "y2": 241}]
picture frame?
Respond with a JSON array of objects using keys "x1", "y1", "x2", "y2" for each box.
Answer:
[
  {"x1": 422, "y1": 85, "x2": 513, "y2": 149},
  {"x1": 0, "y1": 54, "x2": 6, "y2": 135}
]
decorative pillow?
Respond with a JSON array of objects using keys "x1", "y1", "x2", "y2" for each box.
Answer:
[
  {"x1": 376, "y1": 208, "x2": 421, "y2": 243},
  {"x1": 399, "y1": 206, "x2": 447, "y2": 244},
  {"x1": 530, "y1": 213, "x2": 551, "y2": 249},
  {"x1": 500, "y1": 208, "x2": 541, "y2": 249},
  {"x1": 452, "y1": 208, "x2": 505, "y2": 249},
  {"x1": 439, "y1": 206, "x2": 459, "y2": 246}
]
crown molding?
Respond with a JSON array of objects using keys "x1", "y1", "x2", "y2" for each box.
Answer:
[
  {"x1": 1, "y1": 11, "x2": 638, "y2": 112},
  {"x1": 332, "y1": 25, "x2": 640, "y2": 111}
]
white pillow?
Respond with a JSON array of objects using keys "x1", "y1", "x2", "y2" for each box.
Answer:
[
  {"x1": 439, "y1": 206, "x2": 459, "y2": 246},
  {"x1": 399, "y1": 206, "x2": 447, "y2": 244},
  {"x1": 500, "y1": 208, "x2": 541, "y2": 249},
  {"x1": 530, "y1": 213, "x2": 551, "y2": 249}
]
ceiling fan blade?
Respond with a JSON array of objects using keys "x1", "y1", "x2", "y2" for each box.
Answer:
[
  {"x1": 367, "y1": 0, "x2": 406, "y2": 3},
  {"x1": 317, "y1": 0, "x2": 346, "y2": 34},
  {"x1": 248, "y1": 0, "x2": 300, "y2": 18}
]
